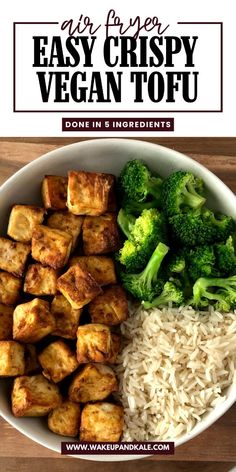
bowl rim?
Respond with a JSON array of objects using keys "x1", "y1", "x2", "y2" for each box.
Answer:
[{"x1": 0, "y1": 137, "x2": 236, "y2": 461}]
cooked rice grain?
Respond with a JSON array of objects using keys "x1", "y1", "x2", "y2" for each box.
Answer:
[{"x1": 115, "y1": 305, "x2": 236, "y2": 441}]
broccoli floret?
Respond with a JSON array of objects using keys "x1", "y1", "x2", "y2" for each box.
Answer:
[
  {"x1": 117, "y1": 209, "x2": 136, "y2": 239},
  {"x1": 169, "y1": 208, "x2": 234, "y2": 247},
  {"x1": 119, "y1": 159, "x2": 163, "y2": 202},
  {"x1": 120, "y1": 242, "x2": 169, "y2": 301},
  {"x1": 191, "y1": 275, "x2": 236, "y2": 311},
  {"x1": 215, "y1": 236, "x2": 236, "y2": 276},
  {"x1": 187, "y1": 245, "x2": 216, "y2": 281},
  {"x1": 142, "y1": 281, "x2": 184, "y2": 309},
  {"x1": 118, "y1": 209, "x2": 167, "y2": 272},
  {"x1": 168, "y1": 252, "x2": 186, "y2": 273},
  {"x1": 122, "y1": 197, "x2": 161, "y2": 215},
  {"x1": 162, "y1": 171, "x2": 205, "y2": 218}
]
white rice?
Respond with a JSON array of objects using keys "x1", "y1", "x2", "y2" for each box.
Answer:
[{"x1": 115, "y1": 305, "x2": 236, "y2": 441}]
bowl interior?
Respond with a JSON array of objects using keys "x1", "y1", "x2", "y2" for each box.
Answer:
[{"x1": 0, "y1": 138, "x2": 236, "y2": 461}]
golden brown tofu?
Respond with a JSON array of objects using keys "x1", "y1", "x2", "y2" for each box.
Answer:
[
  {"x1": 42, "y1": 175, "x2": 68, "y2": 210},
  {"x1": 0, "y1": 238, "x2": 30, "y2": 277},
  {"x1": 76, "y1": 324, "x2": 113, "y2": 364},
  {"x1": 107, "y1": 334, "x2": 121, "y2": 364},
  {"x1": 32, "y1": 225, "x2": 72, "y2": 270},
  {"x1": 7, "y1": 205, "x2": 45, "y2": 242},
  {"x1": 68, "y1": 364, "x2": 118, "y2": 403},
  {"x1": 57, "y1": 264, "x2": 101, "y2": 309},
  {"x1": 88, "y1": 285, "x2": 128, "y2": 326},
  {"x1": 47, "y1": 211, "x2": 83, "y2": 251},
  {"x1": 38, "y1": 340, "x2": 78, "y2": 383},
  {"x1": 107, "y1": 175, "x2": 117, "y2": 212},
  {"x1": 24, "y1": 344, "x2": 40, "y2": 375},
  {"x1": 12, "y1": 374, "x2": 62, "y2": 417},
  {"x1": 51, "y1": 295, "x2": 82, "y2": 339},
  {"x1": 0, "y1": 271, "x2": 21, "y2": 305},
  {"x1": 80, "y1": 402, "x2": 124, "y2": 442},
  {"x1": 69, "y1": 256, "x2": 117, "y2": 286},
  {"x1": 67, "y1": 171, "x2": 115, "y2": 216},
  {"x1": 0, "y1": 304, "x2": 14, "y2": 340},
  {"x1": 48, "y1": 400, "x2": 81, "y2": 437},
  {"x1": 82, "y1": 214, "x2": 120, "y2": 255},
  {"x1": 0, "y1": 341, "x2": 25, "y2": 376},
  {"x1": 24, "y1": 263, "x2": 57, "y2": 296},
  {"x1": 13, "y1": 298, "x2": 55, "y2": 343}
]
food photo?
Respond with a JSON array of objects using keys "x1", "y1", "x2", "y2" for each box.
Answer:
[{"x1": 0, "y1": 138, "x2": 236, "y2": 464}]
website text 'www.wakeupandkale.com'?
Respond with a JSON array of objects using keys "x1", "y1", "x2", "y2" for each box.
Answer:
[{"x1": 61, "y1": 441, "x2": 175, "y2": 455}]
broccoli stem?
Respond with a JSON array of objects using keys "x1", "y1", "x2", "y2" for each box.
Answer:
[
  {"x1": 117, "y1": 209, "x2": 136, "y2": 239},
  {"x1": 147, "y1": 178, "x2": 163, "y2": 200},
  {"x1": 141, "y1": 242, "x2": 169, "y2": 288},
  {"x1": 181, "y1": 184, "x2": 205, "y2": 210}
]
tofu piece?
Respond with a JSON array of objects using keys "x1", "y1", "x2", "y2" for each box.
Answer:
[
  {"x1": 80, "y1": 402, "x2": 124, "y2": 442},
  {"x1": 82, "y1": 214, "x2": 120, "y2": 255},
  {"x1": 32, "y1": 225, "x2": 72, "y2": 270},
  {"x1": 107, "y1": 334, "x2": 121, "y2": 365},
  {"x1": 57, "y1": 264, "x2": 101, "y2": 309},
  {"x1": 88, "y1": 285, "x2": 128, "y2": 326},
  {"x1": 69, "y1": 256, "x2": 117, "y2": 286},
  {"x1": 7, "y1": 205, "x2": 45, "y2": 242},
  {"x1": 0, "y1": 238, "x2": 30, "y2": 277},
  {"x1": 38, "y1": 340, "x2": 78, "y2": 383},
  {"x1": 47, "y1": 211, "x2": 83, "y2": 251},
  {"x1": 51, "y1": 295, "x2": 82, "y2": 339},
  {"x1": 48, "y1": 400, "x2": 81, "y2": 437},
  {"x1": 12, "y1": 374, "x2": 62, "y2": 417},
  {"x1": 67, "y1": 171, "x2": 115, "y2": 216},
  {"x1": 13, "y1": 298, "x2": 55, "y2": 343},
  {"x1": 0, "y1": 271, "x2": 21, "y2": 305},
  {"x1": 42, "y1": 175, "x2": 68, "y2": 210},
  {"x1": 24, "y1": 344, "x2": 40, "y2": 375},
  {"x1": 0, "y1": 341, "x2": 25, "y2": 376},
  {"x1": 69, "y1": 364, "x2": 118, "y2": 403},
  {"x1": 0, "y1": 304, "x2": 14, "y2": 340},
  {"x1": 23, "y1": 263, "x2": 57, "y2": 296},
  {"x1": 76, "y1": 324, "x2": 113, "y2": 364},
  {"x1": 107, "y1": 175, "x2": 117, "y2": 212}
]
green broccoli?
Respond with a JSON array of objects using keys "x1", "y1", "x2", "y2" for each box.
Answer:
[
  {"x1": 118, "y1": 159, "x2": 163, "y2": 202},
  {"x1": 169, "y1": 208, "x2": 234, "y2": 247},
  {"x1": 142, "y1": 281, "x2": 184, "y2": 309},
  {"x1": 168, "y1": 252, "x2": 186, "y2": 273},
  {"x1": 122, "y1": 197, "x2": 161, "y2": 215},
  {"x1": 162, "y1": 171, "x2": 205, "y2": 218},
  {"x1": 120, "y1": 242, "x2": 169, "y2": 301},
  {"x1": 118, "y1": 209, "x2": 167, "y2": 272},
  {"x1": 191, "y1": 275, "x2": 236, "y2": 311},
  {"x1": 117, "y1": 209, "x2": 136, "y2": 239},
  {"x1": 187, "y1": 245, "x2": 216, "y2": 280},
  {"x1": 215, "y1": 236, "x2": 236, "y2": 276}
]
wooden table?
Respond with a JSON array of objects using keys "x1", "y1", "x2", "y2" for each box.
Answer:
[{"x1": 0, "y1": 137, "x2": 236, "y2": 469}]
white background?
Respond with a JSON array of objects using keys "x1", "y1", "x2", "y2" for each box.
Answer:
[{"x1": 0, "y1": 0, "x2": 235, "y2": 136}]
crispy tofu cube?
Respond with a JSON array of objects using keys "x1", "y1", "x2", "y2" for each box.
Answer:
[
  {"x1": 23, "y1": 264, "x2": 57, "y2": 296},
  {"x1": 76, "y1": 324, "x2": 114, "y2": 364},
  {"x1": 13, "y1": 298, "x2": 55, "y2": 343},
  {"x1": 47, "y1": 211, "x2": 83, "y2": 251},
  {"x1": 42, "y1": 175, "x2": 68, "y2": 210},
  {"x1": 57, "y1": 264, "x2": 101, "y2": 309},
  {"x1": 32, "y1": 225, "x2": 72, "y2": 269},
  {"x1": 107, "y1": 175, "x2": 117, "y2": 212},
  {"x1": 80, "y1": 402, "x2": 124, "y2": 442},
  {"x1": 0, "y1": 271, "x2": 21, "y2": 305},
  {"x1": 107, "y1": 334, "x2": 121, "y2": 364},
  {"x1": 67, "y1": 171, "x2": 115, "y2": 216},
  {"x1": 0, "y1": 304, "x2": 14, "y2": 340},
  {"x1": 0, "y1": 341, "x2": 25, "y2": 376},
  {"x1": 38, "y1": 340, "x2": 78, "y2": 383},
  {"x1": 82, "y1": 214, "x2": 120, "y2": 255},
  {"x1": 0, "y1": 238, "x2": 30, "y2": 277},
  {"x1": 24, "y1": 344, "x2": 40, "y2": 375},
  {"x1": 88, "y1": 285, "x2": 128, "y2": 326},
  {"x1": 51, "y1": 295, "x2": 82, "y2": 339},
  {"x1": 12, "y1": 374, "x2": 62, "y2": 417},
  {"x1": 69, "y1": 256, "x2": 117, "y2": 286},
  {"x1": 69, "y1": 364, "x2": 118, "y2": 403},
  {"x1": 48, "y1": 400, "x2": 81, "y2": 437},
  {"x1": 7, "y1": 205, "x2": 45, "y2": 242}
]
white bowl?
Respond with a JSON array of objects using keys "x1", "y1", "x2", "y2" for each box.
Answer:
[{"x1": 0, "y1": 138, "x2": 236, "y2": 461}]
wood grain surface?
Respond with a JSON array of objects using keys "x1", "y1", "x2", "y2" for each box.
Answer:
[{"x1": 0, "y1": 137, "x2": 236, "y2": 466}]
